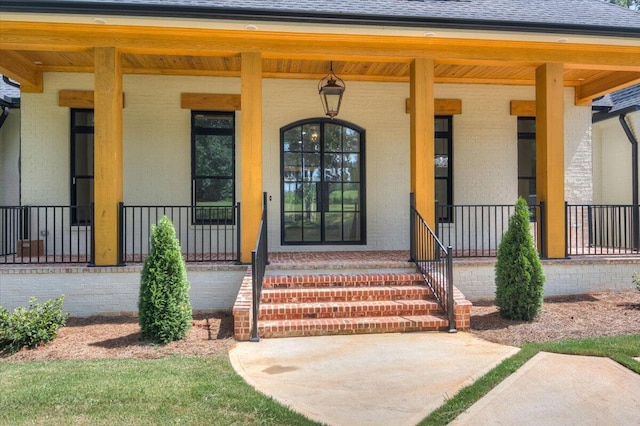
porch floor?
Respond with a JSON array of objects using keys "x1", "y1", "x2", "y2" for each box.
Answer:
[{"x1": 265, "y1": 250, "x2": 412, "y2": 270}]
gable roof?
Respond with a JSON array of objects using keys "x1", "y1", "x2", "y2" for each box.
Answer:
[{"x1": 2, "y1": 0, "x2": 639, "y2": 37}]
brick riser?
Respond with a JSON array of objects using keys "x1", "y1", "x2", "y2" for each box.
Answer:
[{"x1": 256, "y1": 272, "x2": 450, "y2": 338}]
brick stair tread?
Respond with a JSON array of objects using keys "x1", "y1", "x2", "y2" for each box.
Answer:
[
  {"x1": 259, "y1": 299, "x2": 442, "y2": 319},
  {"x1": 263, "y1": 272, "x2": 425, "y2": 289},
  {"x1": 261, "y1": 285, "x2": 433, "y2": 303},
  {"x1": 257, "y1": 315, "x2": 449, "y2": 337}
]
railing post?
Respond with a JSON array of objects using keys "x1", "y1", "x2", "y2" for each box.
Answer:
[
  {"x1": 263, "y1": 192, "x2": 269, "y2": 265},
  {"x1": 446, "y1": 246, "x2": 457, "y2": 333},
  {"x1": 409, "y1": 193, "x2": 415, "y2": 262},
  {"x1": 118, "y1": 202, "x2": 125, "y2": 266},
  {"x1": 89, "y1": 203, "x2": 96, "y2": 266},
  {"x1": 235, "y1": 202, "x2": 242, "y2": 264},
  {"x1": 250, "y1": 251, "x2": 260, "y2": 342}
]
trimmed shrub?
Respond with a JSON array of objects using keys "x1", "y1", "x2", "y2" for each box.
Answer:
[
  {"x1": 495, "y1": 198, "x2": 545, "y2": 321},
  {"x1": 139, "y1": 216, "x2": 192, "y2": 343},
  {"x1": 0, "y1": 296, "x2": 68, "y2": 354}
]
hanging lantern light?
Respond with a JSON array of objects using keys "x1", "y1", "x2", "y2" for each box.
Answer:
[{"x1": 318, "y1": 61, "x2": 345, "y2": 119}]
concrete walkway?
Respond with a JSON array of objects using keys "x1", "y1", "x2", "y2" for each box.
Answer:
[
  {"x1": 229, "y1": 332, "x2": 518, "y2": 426},
  {"x1": 229, "y1": 332, "x2": 640, "y2": 426}
]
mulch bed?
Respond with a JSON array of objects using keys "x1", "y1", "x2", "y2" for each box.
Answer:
[{"x1": 2, "y1": 290, "x2": 639, "y2": 362}]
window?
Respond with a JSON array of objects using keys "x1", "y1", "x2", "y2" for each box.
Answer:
[
  {"x1": 435, "y1": 116, "x2": 453, "y2": 222},
  {"x1": 70, "y1": 109, "x2": 94, "y2": 224},
  {"x1": 517, "y1": 117, "x2": 536, "y2": 206},
  {"x1": 191, "y1": 111, "x2": 235, "y2": 224},
  {"x1": 281, "y1": 118, "x2": 365, "y2": 245}
]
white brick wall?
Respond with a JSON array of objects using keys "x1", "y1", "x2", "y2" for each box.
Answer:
[
  {"x1": 454, "y1": 258, "x2": 639, "y2": 301},
  {"x1": 0, "y1": 109, "x2": 21, "y2": 206},
  {"x1": 0, "y1": 265, "x2": 247, "y2": 316},
  {"x1": 19, "y1": 73, "x2": 593, "y2": 253},
  {"x1": 593, "y1": 113, "x2": 640, "y2": 204}
]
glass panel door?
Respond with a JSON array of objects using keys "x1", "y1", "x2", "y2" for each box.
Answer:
[{"x1": 281, "y1": 119, "x2": 365, "y2": 244}]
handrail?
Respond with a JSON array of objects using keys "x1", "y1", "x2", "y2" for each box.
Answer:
[
  {"x1": 250, "y1": 192, "x2": 269, "y2": 342},
  {"x1": 566, "y1": 203, "x2": 640, "y2": 256},
  {"x1": 409, "y1": 193, "x2": 456, "y2": 332},
  {"x1": 120, "y1": 204, "x2": 240, "y2": 263},
  {"x1": 435, "y1": 203, "x2": 544, "y2": 258},
  {"x1": 0, "y1": 205, "x2": 93, "y2": 264}
]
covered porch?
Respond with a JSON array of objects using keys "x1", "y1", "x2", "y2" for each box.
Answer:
[{"x1": 2, "y1": 19, "x2": 639, "y2": 266}]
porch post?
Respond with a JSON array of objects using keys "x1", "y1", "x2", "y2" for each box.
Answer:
[
  {"x1": 535, "y1": 63, "x2": 565, "y2": 258},
  {"x1": 410, "y1": 58, "x2": 435, "y2": 227},
  {"x1": 240, "y1": 52, "x2": 263, "y2": 263},
  {"x1": 93, "y1": 47, "x2": 123, "y2": 266}
]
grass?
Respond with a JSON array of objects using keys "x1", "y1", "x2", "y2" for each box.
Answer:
[
  {"x1": 2, "y1": 335, "x2": 638, "y2": 425},
  {"x1": 420, "y1": 334, "x2": 640, "y2": 426},
  {"x1": 0, "y1": 355, "x2": 318, "y2": 426}
]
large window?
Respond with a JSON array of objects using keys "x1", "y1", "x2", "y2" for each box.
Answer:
[
  {"x1": 191, "y1": 111, "x2": 235, "y2": 223},
  {"x1": 517, "y1": 117, "x2": 536, "y2": 205},
  {"x1": 70, "y1": 109, "x2": 94, "y2": 224},
  {"x1": 281, "y1": 119, "x2": 365, "y2": 245},
  {"x1": 435, "y1": 116, "x2": 453, "y2": 222}
]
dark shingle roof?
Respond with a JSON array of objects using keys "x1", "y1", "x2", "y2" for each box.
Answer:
[
  {"x1": 2, "y1": 0, "x2": 639, "y2": 36},
  {"x1": 608, "y1": 85, "x2": 640, "y2": 113}
]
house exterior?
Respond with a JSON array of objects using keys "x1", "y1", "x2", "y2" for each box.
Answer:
[{"x1": 1, "y1": 0, "x2": 639, "y2": 317}]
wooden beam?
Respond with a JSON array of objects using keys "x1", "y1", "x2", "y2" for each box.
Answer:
[
  {"x1": 510, "y1": 100, "x2": 536, "y2": 117},
  {"x1": 180, "y1": 93, "x2": 241, "y2": 111},
  {"x1": 58, "y1": 89, "x2": 125, "y2": 108},
  {"x1": 405, "y1": 98, "x2": 462, "y2": 115},
  {"x1": 2, "y1": 22, "x2": 639, "y2": 71},
  {"x1": 536, "y1": 63, "x2": 565, "y2": 259},
  {"x1": 575, "y1": 71, "x2": 640, "y2": 106},
  {"x1": 410, "y1": 57, "x2": 435, "y2": 228},
  {"x1": 93, "y1": 47, "x2": 123, "y2": 266},
  {"x1": 240, "y1": 52, "x2": 263, "y2": 264},
  {"x1": 0, "y1": 50, "x2": 43, "y2": 92},
  {"x1": 59, "y1": 90, "x2": 94, "y2": 108}
]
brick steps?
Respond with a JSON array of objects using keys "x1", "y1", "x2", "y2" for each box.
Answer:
[
  {"x1": 258, "y1": 315, "x2": 450, "y2": 338},
  {"x1": 259, "y1": 299, "x2": 442, "y2": 320},
  {"x1": 261, "y1": 285, "x2": 433, "y2": 303},
  {"x1": 263, "y1": 272, "x2": 425, "y2": 289},
  {"x1": 255, "y1": 271, "x2": 450, "y2": 338}
]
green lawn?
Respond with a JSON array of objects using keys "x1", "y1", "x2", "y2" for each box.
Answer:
[
  {"x1": 2, "y1": 335, "x2": 638, "y2": 426},
  {"x1": 0, "y1": 356, "x2": 318, "y2": 426},
  {"x1": 420, "y1": 334, "x2": 640, "y2": 426}
]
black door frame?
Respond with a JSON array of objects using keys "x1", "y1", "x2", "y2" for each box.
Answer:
[{"x1": 280, "y1": 117, "x2": 366, "y2": 245}]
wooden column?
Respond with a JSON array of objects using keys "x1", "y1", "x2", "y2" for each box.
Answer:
[
  {"x1": 93, "y1": 47, "x2": 123, "y2": 266},
  {"x1": 240, "y1": 52, "x2": 263, "y2": 263},
  {"x1": 536, "y1": 63, "x2": 565, "y2": 258},
  {"x1": 410, "y1": 58, "x2": 435, "y2": 227}
]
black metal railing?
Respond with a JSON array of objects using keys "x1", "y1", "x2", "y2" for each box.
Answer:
[
  {"x1": 250, "y1": 193, "x2": 269, "y2": 342},
  {"x1": 410, "y1": 194, "x2": 456, "y2": 332},
  {"x1": 566, "y1": 204, "x2": 640, "y2": 256},
  {"x1": 436, "y1": 203, "x2": 544, "y2": 258},
  {"x1": 0, "y1": 205, "x2": 93, "y2": 264},
  {"x1": 120, "y1": 204, "x2": 241, "y2": 263}
]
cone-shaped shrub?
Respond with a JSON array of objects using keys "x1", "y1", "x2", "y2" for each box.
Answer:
[
  {"x1": 139, "y1": 216, "x2": 192, "y2": 343},
  {"x1": 495, "y1": 198, "x2": 545, "y2": 320}
]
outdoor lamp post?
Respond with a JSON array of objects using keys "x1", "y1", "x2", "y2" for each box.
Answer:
[{"x1": 318, "y1": 62, "x2": 345, "y2": 118}]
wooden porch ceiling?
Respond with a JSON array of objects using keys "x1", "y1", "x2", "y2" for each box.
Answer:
[{"x1": 1, "y1": 21, "x2": 640, "y2": 104}]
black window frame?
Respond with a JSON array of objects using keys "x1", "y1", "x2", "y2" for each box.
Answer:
[
  {"x1": 191, "y1": 110, "x2": 236, "y2": 225},
  {"x1": 70, "y1": 108, "x2": 94, "y2": 225},
  {"x1": 517, "y1": 117, "x2": 536, "y2": 207},
  {"x1": 435, "y1": 115, "x2": 454, "y2": 223}
]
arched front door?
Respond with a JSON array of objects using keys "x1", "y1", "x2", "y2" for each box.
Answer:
[{"x1": 280, "y1": 118, "x2": 365, "y2": 245}]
